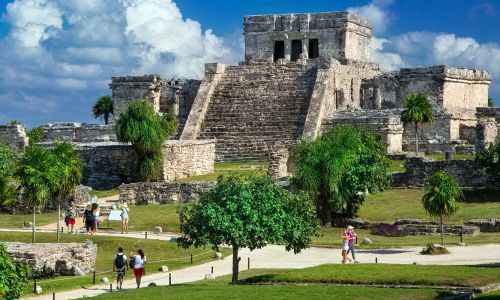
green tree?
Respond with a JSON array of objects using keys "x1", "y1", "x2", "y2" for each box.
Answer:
[
  {"x1": 92, "y1": 95, "x2": 114, "y2": 125},
  {"x1": 422, "y1": 171, "x2": 462, "y2": 246},
  {"x1": 475, "y1": 136, "x2": 500, "y2": 179},
  {"x1": 293, "y1": 126, "x2": 390, "y2": 225},
  {"x1": 488, "y1": 97, "x2": 494, "y2": 107},
  {"x1": 27, "y1": 127, "x2": 44, "y2": 145},
  {"x1": 0, "y1": 244, "x2": 29, "y2": 300},
  {"x1": 8, "y1": 120, "x2": 20, "y2": 126},
  {"x1": 0, "y1": 144, "x2": 17, "y2": 209},
  {"x1": 178, "y1": 174, "x2": 319, "y2": 283},
  {"x1": 15, "y1": 146, "x2": 60, "y2": 243},
  {"x1": 401, "y1": 93, "x2": 433, "y2": 155},
  {"x1": 50, "y1": 141, "x2": 83, "y2": 243},
  {"x1": 116, "y1": 100, "x2": 177, "y2": 181}
]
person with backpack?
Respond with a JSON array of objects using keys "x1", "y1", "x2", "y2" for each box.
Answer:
[
  {"x1": 82, "y1": 204, "x2": 93, "y2": 235},
  {"x1": 113, "y1": 247, "x2": 128, "y2": 290}
]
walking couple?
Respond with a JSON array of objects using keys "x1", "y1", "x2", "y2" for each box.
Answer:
[
  {"x1": 113, "y1": 247, "x2": 147, "y2": 290},
  {"x1": 341, "y1": 225, "x2": 359, "y2": 264}
]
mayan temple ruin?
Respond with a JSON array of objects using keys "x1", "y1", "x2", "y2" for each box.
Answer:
[{"x1": 1, "y1": 11, "x2": 498, "y2": 190}]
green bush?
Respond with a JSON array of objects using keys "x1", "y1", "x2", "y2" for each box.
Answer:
[{"x1": 0, "y1": 244, "x2": 30, "y2": 300}]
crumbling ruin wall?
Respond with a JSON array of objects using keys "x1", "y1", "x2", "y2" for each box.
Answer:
[
  {"x1": 41, "y1": 123, "x2": 116, "y2": 142},
  {"x1": 5, "y1": 241, "x2": 97, "y2": 276},
  {"x1": 0, "y1": 124, "x2": 28, "y2": 151},
  {"x1": 119, "y1": 182, "x2": 215, "y2": 205},
  {"x1": 160, "y1": 79, "x2": 201, "y2": 135},
  {"x1": 161, "y1": 140, "x2": 215, "y2": 182}
]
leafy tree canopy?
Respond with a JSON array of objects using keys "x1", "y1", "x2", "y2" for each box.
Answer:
[
  {"x1": 0, "y1": 144, "x2": 17, "y2": 209},
  {"x1": 27, "y1": 127, "x2": 44, "y2": 145},
  {"x1": 178, "y1": 174, "x2": 319, "y2": 282},
  {"x1": 92, "y1": 95, "x2": 114, "y2": 125},
  {"x1": 475, "y1": 136, "x2": 500, "y2": 178},
  {"x1": 0, "y1": 244, "x2": 30, "y2": 300},
  {"x1": 293, "y1": 125, "x2": 390, "y2": 225},
  {"x1": 116, "y1": 100, "x2": 177, "y2": 181}
]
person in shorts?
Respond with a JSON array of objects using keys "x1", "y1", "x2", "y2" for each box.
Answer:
[
  {"x1": 132, "y1": 249, "x2": 146, "y2": 288},
  {"x1": 113, "y1": 247, "x2": 128, "y2": 290},
  {"x1": 82, "y1": 204, "x2": 93, "y2": 235},
  {"x1": 66, "y1": 201, "x2": 78, "y2": 234},
  {"x1": 341, "y1": 230, "x2": 350, "y2": 264},
  {"x1": 121, "y1": 202, "x2": 129, "y2": 234},
  {"x1": 347, "y1": 225, "x2": 358, "y2": 263}
]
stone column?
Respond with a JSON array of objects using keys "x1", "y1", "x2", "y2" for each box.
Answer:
[
  {"x1": 301, "y1": 38, "x2": 309, "y2": 60},
  {"x1": 476, "y1": 117, "x2": 497, "y2": 149},
  {"x1": 284, "y1": 38, "x2": 292, "y2": 61},
  {"x1": 373, "y1": 86, "x2": 382, "y2": 109}
]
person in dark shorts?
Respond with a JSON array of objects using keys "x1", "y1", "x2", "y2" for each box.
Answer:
[
  {"x1": 82, "y1": 204, "x2": 93, "y2": 235},
  {"x1": 113, "y1": 247, "x2": 128, "y2": 290}
]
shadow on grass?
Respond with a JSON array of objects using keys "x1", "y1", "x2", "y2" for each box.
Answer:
[
  {"x1": 464, "y1": 263, "x2": 500, "y2": 268},
  {"x1": 357, "y1": 249, "x2": 414, "y2": 255}
]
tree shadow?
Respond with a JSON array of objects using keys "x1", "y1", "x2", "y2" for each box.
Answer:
[{"x1": 357, "y1": 249, "x2": 414, "y2": 255}]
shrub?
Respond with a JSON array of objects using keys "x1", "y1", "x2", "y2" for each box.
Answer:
[
  {"x1": 0, "y1": 244, "x2": 30, "y2": 300},
  {"x1": 371, "y1": 223, "x2": 408, "y2": 237}
]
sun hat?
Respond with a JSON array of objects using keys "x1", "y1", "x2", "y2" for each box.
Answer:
[
  {"x1": 347, "y1": 225, "x2": 354, "y2": 230},
  {"x1": 123, "y1": 202, "x2": 128, "y2": 208}
]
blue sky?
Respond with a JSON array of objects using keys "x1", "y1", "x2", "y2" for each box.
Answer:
[{"x1": 0, "y1": 0, "x2": 499, "y2": 127}]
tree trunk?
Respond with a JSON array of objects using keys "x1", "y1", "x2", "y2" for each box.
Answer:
[
  {"x1": 57, "y1": 202, "x2": 61, "y2": 243},
  {"x1": 32, "y1": 207, "x2": 36, "y2": 244},
  {"x1": 415, "y1": 122, "x2": 419, "y2": 155},
  {"x1": 440, "y1": 215, "x2": 444, "y2": 246},
  {"x1": 104, "y1": 114, "x2": 109, "y2": 125},
  {"x1": 231, "y1": 246, "x2": 240, "y2": 283}
]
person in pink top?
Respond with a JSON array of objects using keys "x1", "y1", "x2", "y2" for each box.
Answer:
[{"x1": 347, "y1": 225, "x2": 359, "y2": 263}]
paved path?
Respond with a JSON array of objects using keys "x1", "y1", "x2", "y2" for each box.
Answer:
[{"x1": 8, "y1": 226, "x2": 497, "y2": 300}]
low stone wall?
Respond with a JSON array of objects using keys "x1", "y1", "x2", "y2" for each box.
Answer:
[
  {"x1": 392, "y1": 157, "x2": 497, "y2": 188},
  {"x1": 267, "y1": 148, "x2": 289, "y2": 180},
  {"x1": 119, "y1": 182, "x2": 215, "y2": 205},
  {"x1": 465, "y1": 219, "x2": 500, "y2": 232},
  {"x1": 42, "y1": 123, "x2": 117, "y2": 143},
  {"x1": 0, "y1": 124, "x2": 28, "y2": 151},
  {"x1": 4, "y1": 241, "x2": 97, "y2": 276},
  {"x1": 162, "y1": 140, "x2": 215, "y2": 182}
]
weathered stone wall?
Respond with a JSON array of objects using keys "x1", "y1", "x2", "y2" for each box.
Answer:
[
  {"x1": 267, "y1": 148, "x2": 289, "y2": 180},
  {"x1": 4, "y1": 241, "x2": 97, "y2": 276},
  {"x1": 244, "y1": 12, "x2": 371, "y2": 63},
  {"x1": 393, "y1": 157, "x2": 497, "y2": 188},
  {"x1": 475, "y1": 107, "x2": 500, "y2": 148},
  {"x1": 465, "y1": 219, "x2": 500, "y2": 232},
  {"x1": 41, "y1": 123, "x2": 116, "y2": 142},
  {"x1": 109, "y1": 75, "x2": 163, "y2": 122},
  {"x1": 162, "y1": 140, "x2": 215, "y2": 182},
  {"x1": 0, "y1": 124, "x2": 28, "y2": 151},
  {"x1": 119, "y1": 182, "x2": 215, "y2": 205}
]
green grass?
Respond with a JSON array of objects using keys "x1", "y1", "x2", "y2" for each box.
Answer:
[
  {"x1": 388, "y1": 160, "x2": 406, "y2": 172},
  {"x1": 89, "y1": 189, "x2": 119, "y2": 198},
  {"x1": 426, "y1": 154, "x2": 475, "y2": 160},
  {"x1": 0, "y1": 212, "x2": 57, "y2": 228},
  {"x1": 238, "y1": 264, "x2": 500, "y2": 287},
  {"x1": 476, "y1": 289, "x2": 500, "y2": 299},
  {"x1": 107, "y1": 204, "x2": 182, "y2": 232},
  {"x1": 0, "y1": 232, "x2": 230, "y2": 296},
  {"x1": 93, "y1": 284, "x2": 441, "y2": 300},
  {"x1": 360, "y1": 188, "x2": 500, "y2": 223},
  {"x1": 177, "y1": 161, "x2": 268, "y2": 182},
  {"x1": 312, "y1": 228, "x2": 500, "y2": 248}
]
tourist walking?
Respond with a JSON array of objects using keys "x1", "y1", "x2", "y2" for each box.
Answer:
[
  {"x1": 83, "y1": 204, "x2": 93, "y2": 235},
  {"x1": 121, "y1": 202, "x2": 129, "y2": 234},
  {"x1": 347, "y1": 225, "x2": 358, "y2": 263},
  {"x1": 131, "y1": 249, "x2": 146, "y2": 288},
  {"x1": 66, "y1": 201, "x2": 78, "y2": 234},
  {"x1": 113, "y1": 247, "x2": 128, "y2": 290},
  {"x1": 91, "y1": 203, "x2": 100, "y2": 234},
  {"x1": 341, "y1": 230, "x2": 350, "y2": 264}
]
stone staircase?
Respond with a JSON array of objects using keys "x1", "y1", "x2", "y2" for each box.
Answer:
[{"x1": 199, "y1": 63, "x2": 317, "y2": 161}]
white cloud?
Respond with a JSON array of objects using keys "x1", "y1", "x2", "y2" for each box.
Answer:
[
  {"x1": 347, "y1": 0, "x2": 394, "y2": 34},
  {"x1": 0, "y1": 0, "x2": 240, "y2": 126}
]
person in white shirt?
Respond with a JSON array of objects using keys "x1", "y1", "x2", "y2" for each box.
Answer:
[
  {"x1": 121, "y1": 202, "x2": 129, "y2": 234},
  {"x1": 132, "y1": 249, "x2": 146, "y2": 288}
]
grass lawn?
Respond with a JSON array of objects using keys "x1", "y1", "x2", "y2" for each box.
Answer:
[
  {"x1": 0, "y1": 232, "x2": 230, "y2": 296},
  {"x1": 238, "y1": 264, "x2": 500, "y2": 287},
  {"x1": 388, "y1": 160, "x2": 406, "y2": 172},
  {"x1": 313, "y1": 228, "x2": 500, "y2": 248},
  {"x1": 89, "y1": 189, "x2": 119, "y2": 198},
  {"x1": 107, "y1": 204, "x2": 182, "y2": 233},
  {"x1": 426, "y1": 154, "x2": 475, "y2": 160},
  {"x1": 0, "y1": 212, "x2": 57, "y2": 229},
  {"x1": 360, "y1": 188, "x2": 500, "y2": 223},
  {"x1": 93, "y1": 284, "x2": 441, "y2": 300},
  {"x1": 177, "y1": 161, "x2": 268, "y2": 182}
]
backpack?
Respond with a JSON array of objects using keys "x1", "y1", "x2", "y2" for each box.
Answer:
[
  {"x1": 129, "y1": 256, "x2": 135, "y2": 269},
  {"x1": 115, "y1": 254, "x2": 125, "y2": 269}
]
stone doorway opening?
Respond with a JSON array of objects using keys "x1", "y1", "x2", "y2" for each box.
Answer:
[
  {"x1": 309, "y1": 39, "x2": 319, "y2": 59},
  {"x1": 291, "y1": 40, "x2": 302, "y2": 61},
  {"x1": 274, "y1": 40, "x2": 285, "y2": 61}
]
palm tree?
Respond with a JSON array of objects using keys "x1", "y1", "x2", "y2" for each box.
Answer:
[
  {"x1": 16, "y1": 146, "x2": 59, "y2": 243},
  {"x1": 93, "y1": 95, "x2": 114, "y2": 125},
  {"x1": 51, "y1": 142, "x2": 83, "y2": 243},
  {"x1": 401, "y1": 93, "x2": 433, "y2": 155},
  {"x1": 422, "y1": 171, "x2": 462, "y2": 246}
]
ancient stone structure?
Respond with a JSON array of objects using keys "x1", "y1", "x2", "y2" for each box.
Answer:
[
  {"x1": 41, "y1": 123, "x2": 116, "y2": 143},
  {"x1": 162, "y1": 140, "x2": 215, "y2": 182},
  {"x1": 4, "y1": 241, "x2": 97, "y2": 276},
  {"x1": 392, "y1": 157, "x2": 499, "y2": 188},
  {"x1": 267, "y1": 148, "x2": 290, "y2": 180},
  {"x1": 465, "y1": 218, "x2": 500, "y2": 232},
  {"x1": 119, "y1": 181, "x2": 215, "y2": 205},
  {"x1": 0, "y1": 124, "x2": 28, "y2": 151}
]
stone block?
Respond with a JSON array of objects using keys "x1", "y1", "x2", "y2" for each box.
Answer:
[
  {"x1": 361, "y1": 238, "x2": 373, "y2": 245},
  {"x1": 154, "y1": 227, "x2": 163, "y2": 233},
  {"x1": 159, "y1": 266, "x2": 168, "y2": 272},
  {"x1": 205, "y1": 274, "x2": 215, "y2": 280},
  {"x1": 35, "y1": 285, "x2": 43, "y2": 294},
  {"x1": 214, "y1": 252, "x2": 222, "y2": 260},
  {"x1": 101, "y1": 277, "x2": 109, "y2": 283}
]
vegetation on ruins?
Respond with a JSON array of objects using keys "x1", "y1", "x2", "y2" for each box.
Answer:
[
  {"x1": 401, "y1": 93, "x2": 433, "y2": 155},
  {"x1": 475, "y1": 136, "x2": 500, "y2": 179},
  {"x1": 0, "y1": 144, "x2": 17, "y2": 209},
  {"x1": 488, "y1": 97, "x2": 494, "y2": 107},
  {"x1": 116, "y1": 100, "x2": 178, "y2": 181},
  {"x1": 0, "y1": 244, "x2": 29, "y2": 300},
  {"x1": 15, "y1": 146, "x2": 60, "y2": 243},
  {"x1": 177, "y1": 174, "x2": 319, "y2": 283},
  {"x1": 26, "y1": 127, "x2": 44, "y2": 145},
  {"x1": 421, "y1": 171, "x2": 462, "y2": 246},
  {"x1": 50, "y1": 141, "x2": 82, "y2": 243},
  {"x1": 292, "y1": 126, "x2": 390, "y2": 225},
  {"x1": 92, "y1": 95, "x2": 114, "y2": 125},
  {"x1": 8, "y1": 120, "x2": 20, "y2": 126}
]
